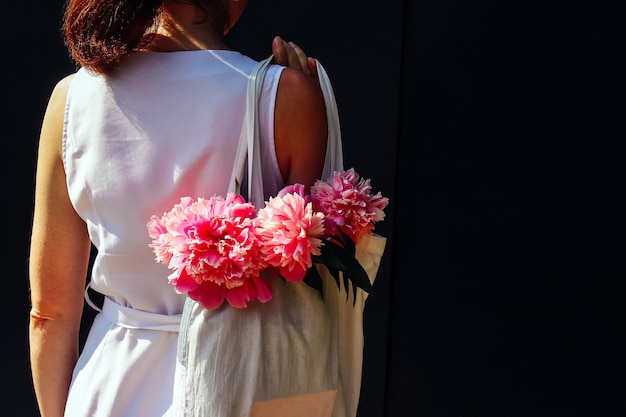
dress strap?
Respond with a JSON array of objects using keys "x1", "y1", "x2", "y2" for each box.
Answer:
[{"x1": 84, "y1": 281, "x2": 102, "y2": 312}]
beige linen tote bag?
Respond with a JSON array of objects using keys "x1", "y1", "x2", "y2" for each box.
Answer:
[{"x1": 172, "y1": 57, "x2": 386, "y2": 417}]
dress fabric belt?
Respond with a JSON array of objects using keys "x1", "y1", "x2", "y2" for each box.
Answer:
[
  {"x1": 100, "y1": 298, "x2": 182, "y2": 332},
  {"x1": 85, "y1": 283, "x2": 182, "y2": 332},
  {"x1": 85, "y1": 285, "x2": 182, "y2": 332}
]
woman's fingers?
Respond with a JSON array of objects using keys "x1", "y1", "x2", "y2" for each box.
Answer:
[{"x1": 271, "y1": 36, "x2": 314, "y2": 78}]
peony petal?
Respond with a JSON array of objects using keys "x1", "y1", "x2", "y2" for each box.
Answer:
[
  {"x1": 188, "y1": 280, "x2": 228, "y2": 310},
  {"x1": 279, "y1": 263, "x2": 308, "y2": 282},
  {"x1": 251, "y1": 275, "x2": 273, "y2": 303},
  {"x1": 277, "y1": 183, "x2": 305, "y2": 198},
  {"x1": 225, "y1": 284, "x2": 252, "y2": 308},
  {"x1": 172, "y1": 269, "x2": 200, "y2": 293}
]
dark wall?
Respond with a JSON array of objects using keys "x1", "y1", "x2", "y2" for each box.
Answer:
[
  {"x1": 7, "y1": 1, "x2": 625, "y2": 416},
  {"x1": 390, "y1": 1, "x2": 625, "y2": 416}
]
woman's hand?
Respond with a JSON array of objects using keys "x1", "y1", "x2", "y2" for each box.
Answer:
[{"x1": 271, "y1": 36, "x2": 318, "y2": 79}]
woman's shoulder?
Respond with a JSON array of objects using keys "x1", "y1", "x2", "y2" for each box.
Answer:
[
  {"x1": 273, "y1": 66, "x2": 327, "y2": 187},
  {"x1": 53, "y1": 73, "x2": 76, "y2": 94},
  {"x1": 275, "y1": 67, "x2": 324, "y2": 106},
  {"x1": 46, "y1": 73, "x2": 75, "y2": 112}
]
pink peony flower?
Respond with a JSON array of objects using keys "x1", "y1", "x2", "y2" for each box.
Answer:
[
  {"x1": 147, "y1": 194, "x2": 272, "y2": 309},
  {"x1": 310, "y1": 168, "x2": 389, "y2": 243},
  {"x1": 148, "y1": 168, "x2": 388, "y2": 309},
  {"x1": 255, "y1": 187, "x2": 325, "y2": 282}
]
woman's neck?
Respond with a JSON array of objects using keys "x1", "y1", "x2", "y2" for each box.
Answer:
[
  {"x1": 145, "y1": 33, "x2": 229, "y2": 52},
  {"x1": 144, "y1": 3, "x2": 229, "y2": 52}
]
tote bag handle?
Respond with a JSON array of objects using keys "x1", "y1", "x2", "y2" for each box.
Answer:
[{"x1": 228, "y1": 56, "x2": 344, "y2": 208}]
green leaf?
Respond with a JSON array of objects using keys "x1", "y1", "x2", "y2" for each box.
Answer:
[
  {"x1": 343, "y1": 233, "x2": 357, "y2": 258},
  {"x1": 343, "y1": 274, "x2": 352, "y2": 303},
  {"x1": 303, "y1": 267, "x2": 324, "y2": 297},
  {"x1": 316, "y1": 242, "x2": 349, "y2": 270},
  {"x1": 329, "y1": 266, "x2": 341, "y2": 289},
  {"x1": 312, "y1": 241, "x2": 374, "y2": 305}
]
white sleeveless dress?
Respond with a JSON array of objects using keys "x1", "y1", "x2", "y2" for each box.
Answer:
[{"x1": 63, "y1": 50, "x2": 285, "y2": 417}]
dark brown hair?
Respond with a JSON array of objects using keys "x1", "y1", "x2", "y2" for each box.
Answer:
[{"x1": 63, "y1": 0, "x2": 231, "y2": 74}]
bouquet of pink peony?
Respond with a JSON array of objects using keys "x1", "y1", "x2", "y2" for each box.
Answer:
[{"x1": 147, "y1": 168, "x2": 388, "y2": 310}]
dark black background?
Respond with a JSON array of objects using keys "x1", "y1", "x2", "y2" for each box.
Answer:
[
  {"x1": 5, "y1": 1, "x2": 625, "y2": 416},
  {"x1": 388, "y1": 1, "x2": 625, "y2": 416}
]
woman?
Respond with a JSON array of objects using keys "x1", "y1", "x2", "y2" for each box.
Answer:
[{"x1": 28, "y1": 0, "x2": 327, "y2": 416}]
